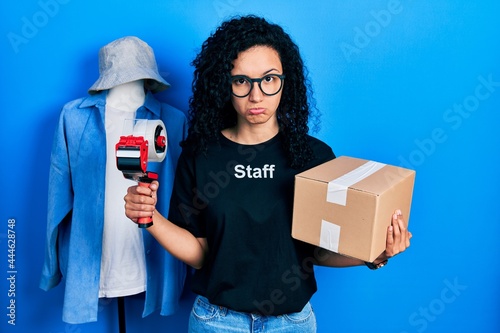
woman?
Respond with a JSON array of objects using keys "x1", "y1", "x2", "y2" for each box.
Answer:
[{"x1": 125, "y1": 15, "x2": 411, "y2": 332}]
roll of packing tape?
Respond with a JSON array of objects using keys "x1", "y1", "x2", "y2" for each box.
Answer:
[{"x1": 132, "y1": 119, "x2": 167, "y2": 162}]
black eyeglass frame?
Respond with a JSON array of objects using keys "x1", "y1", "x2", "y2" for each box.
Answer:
[{"x1": 230, "y1": 74, "x2": 286, "y2": 98}]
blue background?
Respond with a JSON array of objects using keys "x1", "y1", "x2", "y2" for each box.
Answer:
[{"x1": 1, "y1": 1, "x2": 499, "y2": 332}]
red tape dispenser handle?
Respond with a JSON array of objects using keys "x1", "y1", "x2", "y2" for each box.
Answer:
[{"x1": 137, "y1": 171, "x2": 159, "y2": 228}]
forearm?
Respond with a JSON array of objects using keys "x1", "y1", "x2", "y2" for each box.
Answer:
[
  {"x1": 313, "y1": 247, "x2": 365, "y2": 267},
  {"x1": 147, "y1": 210, "x2": 206, "y2": 269}
]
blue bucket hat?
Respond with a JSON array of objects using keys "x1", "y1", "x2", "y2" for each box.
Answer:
[{"x1": 88, "y1": 36, "x2": 170, "y2": 94}]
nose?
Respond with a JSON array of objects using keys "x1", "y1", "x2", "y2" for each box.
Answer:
[{"x1": 248, "y1": 81, "x2": 263, "y2": 102}]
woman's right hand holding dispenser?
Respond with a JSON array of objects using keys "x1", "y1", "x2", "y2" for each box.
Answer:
[{"x1": 124, "y1": 181, "x2": 159, "y2": 224}]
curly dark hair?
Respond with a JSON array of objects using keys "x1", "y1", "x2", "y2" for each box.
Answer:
[{"x1": 182, "y1": 15, "x2": 320, "y2": 168}]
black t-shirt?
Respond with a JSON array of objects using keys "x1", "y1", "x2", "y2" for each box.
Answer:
[{"x1": 168, "y1": 132, "x2": 335, "y2": 315}]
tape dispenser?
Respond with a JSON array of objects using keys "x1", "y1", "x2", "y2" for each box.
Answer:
[{"x1": 115, "y1": 119, "x2": 167, "y2": 228}]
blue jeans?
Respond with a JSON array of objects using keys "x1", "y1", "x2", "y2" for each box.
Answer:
[{"x1": 188, "y1": 295, "x2": 317, "y2": 333}]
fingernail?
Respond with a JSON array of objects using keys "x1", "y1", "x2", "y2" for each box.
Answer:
[
  {"x1": 396, "y1": 209, "x2": 402, "y2": 216},
  {"x1": 393, "y1": 213, "x2": 398, "y2": 220}
]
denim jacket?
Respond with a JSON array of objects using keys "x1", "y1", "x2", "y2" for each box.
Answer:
[{"x1": 39, "y1": 91, "x2": 188, "y2": 324}]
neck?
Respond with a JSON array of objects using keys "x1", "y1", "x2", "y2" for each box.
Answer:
[
  {"x1": 223, "y1": 122, "x2": 279, "y2": 145},
  {"x1": 106, "y1": 80, "x2": 145, "y2": 112}
]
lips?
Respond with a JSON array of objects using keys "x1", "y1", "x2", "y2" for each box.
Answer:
[{"x1": 248, "y1": 108, "x2": 265, "y2": 115}]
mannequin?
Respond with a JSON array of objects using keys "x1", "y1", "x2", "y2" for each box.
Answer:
[
  {"x1": 106, "y1": 80, "x2": 145, "y2": 112},
  {"x1": 100, "y1": 80, "x2": 147, "y2": 333},
  {"x1": 40, "y1": 36, "x2": 187, "y2": 325}
]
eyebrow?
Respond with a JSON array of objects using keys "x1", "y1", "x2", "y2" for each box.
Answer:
[
  {"x1": 232, "y1": 68, "x2": 282, "y2": 77},
  {"x1": 263, "y1": 68, "x2": 281, "y2": 75}
]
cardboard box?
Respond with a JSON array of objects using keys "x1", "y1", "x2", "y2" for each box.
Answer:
[{"x1": 292, "y1": 156, "x2": 415, "y2": 262}]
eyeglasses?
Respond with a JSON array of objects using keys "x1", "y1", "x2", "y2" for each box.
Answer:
[{"x1": 230, "y1": 74, "x2": 285, "y2": 98}]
